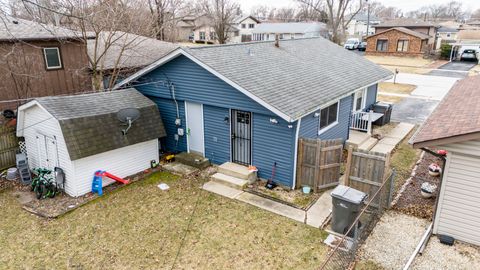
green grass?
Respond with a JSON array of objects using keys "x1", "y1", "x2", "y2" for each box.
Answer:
[{"x1": 0, "y1": 171, "x2": 328, "y2": 269}]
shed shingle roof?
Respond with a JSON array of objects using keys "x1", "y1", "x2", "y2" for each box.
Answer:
[
  {"x1": 0, "y1": 16, "x2": 83, "y2": 41},
  {"x1": 411, "y1": 75, "x2": 480, "y2": 147},
  {"x1": 36, "y1": 89, "x2": 166, "y2": 160}
]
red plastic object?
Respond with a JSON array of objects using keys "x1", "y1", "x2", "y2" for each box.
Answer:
[
  {"x1": 437, "y1": 150, "x2": 447, "y2": 156},
  {"x1": 100, "y1": 171, "x2": 130, "y2": 184}
]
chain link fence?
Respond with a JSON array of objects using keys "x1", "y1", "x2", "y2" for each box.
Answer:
[{"x1": 319, "y1": 169, "x2": 396, "y2": 270}]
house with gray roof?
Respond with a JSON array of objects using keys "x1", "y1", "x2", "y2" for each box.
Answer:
[
  {"x1": 115, "y1": 38, "x2": 391, "y2": 189},
  {"x1": 251, "y1": 22, "x2": 328, "y2": 41},
  {"x1": 16, "y1": 89, "x2": 166, "y2": 197},
  {"x1": 345, "y1": 13, "x2": 381, "y2": 37}
]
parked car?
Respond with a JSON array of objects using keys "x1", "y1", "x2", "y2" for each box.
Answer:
[
  {"x1": 357, "y1": 42, "x2": 367, "y2": 51},
  {"x1": 460, "y1": 49, "x2": 477, "y2": 61},
  {"x1": 344, "y1": 38, "x2": 360, "y2": 50}
]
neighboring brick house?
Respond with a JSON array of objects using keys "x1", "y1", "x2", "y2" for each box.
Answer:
[
  {"x1": 365, "y1": 27, "x2": 430, "y2": 57},
  {"x1": 373, "y1": 18, "x2": 438, "y2": 52},
  {"x1": 0, "y1": 16, "x2": 92, "y2": 110}
]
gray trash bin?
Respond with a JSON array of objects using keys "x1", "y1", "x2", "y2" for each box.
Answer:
[
  {"x1": 372, "y1": 102, "x2": 393, "y2": 126},
  {"x1": 331, "y1": 185, "x2": 367, "y2": 235}
]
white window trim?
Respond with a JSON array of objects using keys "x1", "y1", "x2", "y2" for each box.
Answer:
[
  {"x1": 318, "y1": 100, "x2": 340, "y2": 135},
  {"x1": 353, "y1": 88, "x2": 367, "y2": 112},
  {"x1": 43, "y1": 47, "x2": 62, "y2": 69}
]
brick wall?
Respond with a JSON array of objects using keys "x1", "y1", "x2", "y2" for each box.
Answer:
[{"x1": 365, "y1": 29, "x2": 427, "y2": 57}]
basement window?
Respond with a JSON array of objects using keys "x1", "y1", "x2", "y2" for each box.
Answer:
[{"x1": 43, "y1": 47, "x2": 62, "y2": 70}]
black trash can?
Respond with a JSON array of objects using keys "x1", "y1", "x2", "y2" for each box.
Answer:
[
  {"x1": 372, "y1": 102, "x2": 393, "y2": 126},
  {"x1": 331, "y1": 185, "x2": 367, "y2": 235}
]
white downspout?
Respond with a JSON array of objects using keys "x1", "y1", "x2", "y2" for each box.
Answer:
[{"x1": 292, "y1": 118, "x2": 302, "y2": 190}]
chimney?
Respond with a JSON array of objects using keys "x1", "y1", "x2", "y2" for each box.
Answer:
[{"x1": 275, "y1": 34, "x2": 279, "y2": 48}]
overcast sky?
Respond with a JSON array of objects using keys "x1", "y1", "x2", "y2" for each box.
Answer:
[{"x1": 241, "y1": 0, "x2": 480, "y2": 13}]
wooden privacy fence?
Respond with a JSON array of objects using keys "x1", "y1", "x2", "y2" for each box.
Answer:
[
  {"x1": 344, "y1": 146, "x2": 393, "y2": 208},
  {"x1": 296, "y1": 138, "x2": 343, "y2": 192},
  {"x1": 0, "y1": 125, "x2": 18, "y2": 171}
]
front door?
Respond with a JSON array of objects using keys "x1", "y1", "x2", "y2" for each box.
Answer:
[
  {"x1": 231, "y1": 110, "x2": 252, "y2": 165},
  {"x1": 185, "y1": 101, "x2": 205, "y2": 155}
]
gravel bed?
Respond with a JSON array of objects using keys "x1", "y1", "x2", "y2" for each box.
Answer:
[
  {"x1": 358, "y1": 211, "x2": 429, "y2": 269},
  {"x1": 413, "y1": 237, "x2": 480, "y2": 269},
  {"x1": 393, "y1": 152, "x2": 443, "y2": 219}
]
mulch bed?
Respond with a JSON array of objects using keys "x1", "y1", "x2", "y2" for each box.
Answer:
[
  {"x1": 246, "y1": 179, "x2": 321, "y2": 210},
  {"x1": 393, "y1": 152, "x2": 444, "y2": 219},
  {"x1": 2, "y1": 167, "x2": 164, "y2": 218}
]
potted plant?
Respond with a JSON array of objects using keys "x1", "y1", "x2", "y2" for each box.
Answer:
[
  {"x1": 428, "y1": 163, "x2": 441, "y2": 176},
  {"x1": 421, "y1": 182, "x2": 437, "y2": 198}
]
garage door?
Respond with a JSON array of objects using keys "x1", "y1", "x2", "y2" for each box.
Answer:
[{"x1": 434, "y1": 153, "x2": 480, "y2": 246}]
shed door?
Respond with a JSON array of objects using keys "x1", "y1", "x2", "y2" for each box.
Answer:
[
  {"x1": 231, "y1": 110, "x2": 252, "y2": 166},
  {"x1": 35, "y1": 134, "x2": 58, "y2": 171}
]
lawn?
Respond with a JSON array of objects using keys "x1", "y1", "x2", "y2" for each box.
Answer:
[
  {"x1": 365, "y1": 56, "x2": 433, "y2": 68},
  {"x1": 0, "y1": 171, "x2": 328, "y2": 269},
  {"x1": 377, "y1": 82, "x2": 416, "y2": 95}
]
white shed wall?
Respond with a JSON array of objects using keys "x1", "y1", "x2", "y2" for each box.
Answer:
[
  {"x1": 20, "y1": 104, "x2": 76, "y2": 195},
  {"x1": 71, "y1": 139, "x2": 159, "y2": 197},
  {"x1": 434, "y1": 139, "x2": 480, "y2": 246}
]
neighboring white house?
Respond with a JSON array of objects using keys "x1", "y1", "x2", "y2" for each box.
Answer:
[
  {"x1": 16, "y1": 89, "x2": 166, "y2": 197},
  {"x1": 231, "y1": 15, "x2": 261, "y2": 43},
  {"x1": 436, "y1": 26, "x2": 459, "y2": 45},
  {"x1": 345, "y1": 13, "x2": 381, "y2": 38},
  {"x1": 252, "y1": 22, "x2": 328, "y2": 41},
  {"x1": 412, "y1": 75, "x2": 480, "y2": 246}
]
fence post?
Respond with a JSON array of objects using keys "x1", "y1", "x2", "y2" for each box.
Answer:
[
  {"x1": 296, "y1": 138, "x2": 304, "y2": 189},
  {"x1": 314, "y1": 139, "x2": 322, "y2": 192},
  {"x1": 344, "y1": 146, "x2": 353, "y2": 186},
  {"x1": 387, "y1": 168, "x2": 396, "y2": 208}
]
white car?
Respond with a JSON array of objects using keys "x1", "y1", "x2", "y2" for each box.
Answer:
[{"x1": 344, "y1": 38, "x2": 360, "y2": 50}]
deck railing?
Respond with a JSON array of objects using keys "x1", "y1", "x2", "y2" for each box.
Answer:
[{"x1": 350, "y1": 110, "x2": 374, "y2": 135}]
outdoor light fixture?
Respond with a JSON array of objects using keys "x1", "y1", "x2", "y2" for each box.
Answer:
[
  {"x1": 314, "y1": 112, "x2": 320, "y2": 117},
  {"x1": 270, "y1": 118, "x2": 278, "y2": 124},
  {"x1": 288, "y1": 125, "x2": 293, "y2": 129}
]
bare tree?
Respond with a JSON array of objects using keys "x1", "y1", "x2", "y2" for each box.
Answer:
[
  {"x1": 445, "y1": 1, "x2": 464, "y2": 20},
  {"x1": 148, "y1": 0, "x2": 188, "y2": 41},
  {"x1": 201, "y1": 0, "x2": 240, "y2": 44},
  {"x1": 250, "y1": 5, "x2": 270, "y2": 21},
  {"x1": 297, "y1": 0, "x2": 363, "y2": 43},
  {"x1": 472, "y1": 9, "x2": 480, "y2": 19}
]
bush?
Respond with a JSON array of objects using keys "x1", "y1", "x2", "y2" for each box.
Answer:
[{"x1": 440, "y1": 44, "x2": 452, "y2": 59}]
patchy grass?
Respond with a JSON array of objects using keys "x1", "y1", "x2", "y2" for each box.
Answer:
[
  {"x1": 378, "y1": 82, "x2": 416, "y2": 95},
  {"x1": 365, "y1": 56, "x2": 433, "y2": 67},
  {"x1": 0, "y1": 171, "x2": 328, "y2": 269},
  {"x1": 383, "y1": 65, "x2": 432, "y2": 75},
  {"x1": 377, "y1": 94, "x2": 404, "y2": 104},
  {"x1": 390, "y1": 132, "x2": 422, "y2": 195},
  {"x1": 372, "y1": 122, "x2": 398, "y2": 139},
  {"x1": 355, "y1": 260, "x2": 386, "y2": 270}
]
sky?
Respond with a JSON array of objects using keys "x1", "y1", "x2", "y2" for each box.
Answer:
[{"x1": 240, "y1": 0, "x2": 480, "y2": 14}]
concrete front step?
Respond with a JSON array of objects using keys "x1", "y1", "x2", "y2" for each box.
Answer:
[
  {"x1": 358, "y1": 137, "x2": 379, "y2": 151},
  {"x1": 218, "y1": 162, "x2": 256, "y2": 182},
  {"x1": 211, "y1": 173, "x2": 249, "y2": 189}
]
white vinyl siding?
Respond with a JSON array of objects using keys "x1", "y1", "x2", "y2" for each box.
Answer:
[
  {"x1": 434, "y1": 140, "x2": 480, "y2": 246},
  {"x1": 71, "y1": 140, "x2": 158, "y2": 197}
]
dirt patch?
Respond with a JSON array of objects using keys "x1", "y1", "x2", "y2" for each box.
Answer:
[
  {"x1": 378, "y1": 82, "x2": 417, "y2": 95},
  {"x1": 247, "y1": 179, "x2": 321, "y2": 210},
  {"x1": 393, "y1": 151, "x2": 443, "y2": 219},
  {"x1": 372, "y1": 122, "x2": 399, "y2": 140},
  {"x1": 377, "y1": 94, "x2": 404, "y2": 104}
]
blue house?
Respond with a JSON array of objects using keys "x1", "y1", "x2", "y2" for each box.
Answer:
[{"x1": 115, "y1": 38, "x2": 391, "y2": 188}]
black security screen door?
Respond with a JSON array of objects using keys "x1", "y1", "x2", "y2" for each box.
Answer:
[{"x1": 231, "y1": 110, "x2": 252, "y2": 165}]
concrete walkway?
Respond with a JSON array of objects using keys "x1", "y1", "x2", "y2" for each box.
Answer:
[
  {"x1": 386, "y1": 73, "x2": 458, "y2": 101},
  {"x1": 203, "y1": 181, "x2": 332, "y2": 227},
  {"x1": 371, "y1": 122, "x2": 415, "y2": 154}
]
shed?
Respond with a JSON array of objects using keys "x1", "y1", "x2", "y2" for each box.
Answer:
[
  {"x1": 16, "y1": 89, "x2": 166, "y2": 197},
  {"x1": 411, "y1": 75, "x2": 480, "y2": 246}
]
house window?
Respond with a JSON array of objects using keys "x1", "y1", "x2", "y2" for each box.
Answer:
[
  {"x1": 199, "y1": 31, "x2": 206, "y2": 40},
  {"x1": 376, "y1": 39, "x2": 388, "y2": 52},
  {"x1": 397, "y1": 39, "x2": 409, "y2": 52},
  {"x1": 241, "y1": 23, "x2": 246, "y2": 29},
  {"x1": 354, "y1": 89, "x2": 366, "y2": 111},
  {"x1": 279, "y1": 33, "x2": 284, "y2": 39},
  {"x1": 248, "y1": 23, "x2": 255, "y2": 29},
  {"x1": 319, "y1": 102, "x2": 339, "y2": 131},
  {"x1": 209, "y1": 32, "x2": 216, "y2": 40},
  {"x1": 43, "y1": 47, "x2": 62, "y2": 70},
  {"x1": 446, "y1": 33, "x2": 451, "y2": 37}
]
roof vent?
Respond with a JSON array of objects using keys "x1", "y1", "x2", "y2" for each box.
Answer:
[{"x1": 117, "y1": 108, "x2": 141, "y2": 135}]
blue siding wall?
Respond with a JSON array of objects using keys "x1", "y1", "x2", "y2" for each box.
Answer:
[
  {"x1": 135, "y1": 55, "x2": 273, "y2": 115},
  {"x1": 365, "y1": 84, "x2": 378, "y2": 109},
  {"x1": 252, "y1": 113, "x2": 297, "y2": 187},
  {"x1": 299, "y1": 95, "x2": 353, "y2": 142},
  {"x1": 150, "y1": 97, "x2": 187, "y2": 152},
  {"x1": 203, "y1": 105, "x2": 230, "y2": 164}
]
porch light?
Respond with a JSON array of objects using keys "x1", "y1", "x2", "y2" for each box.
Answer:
[
  {"x1": 288, "y1": 125, "x2": 293, "y2": 129},
  {"x1": 270, "y1": 118, "x2": 278, "y2": 124},
  {"x1": 314, "y1": 112, "x2": 320, "y2": 117}
]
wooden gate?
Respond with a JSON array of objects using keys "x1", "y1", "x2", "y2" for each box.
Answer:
[
  {"x1": 0, "y1": 125, "x2": 18, "y2": 170},
  {"x1": 296, "y1": 138, "x2": 343, "y2": 192},
  {"x1": 344, "y1": 147, "x2": 392, "y2": 208}
]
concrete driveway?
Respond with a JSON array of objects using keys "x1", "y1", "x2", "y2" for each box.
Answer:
[
  {"x1": 385, "y1": 73, "x2": 459, "y2": 124},
  {"x1": 427, "y1": 61, "x2": 476, "y2": 78}
]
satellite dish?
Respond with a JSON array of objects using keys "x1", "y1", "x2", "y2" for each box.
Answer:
[{"x1": 117, "y1": 108, "x2": 141, "y2": 135}]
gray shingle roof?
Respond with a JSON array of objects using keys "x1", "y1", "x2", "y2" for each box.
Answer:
[
  {"x1": 376, "y1": 18, "x2": 436, "y2": 28},
  {"x1": 252, "y1": 22, "x2": 326, "y2": 34},
  {"x1": 37, "y1": 89, "x2": 166, "y2": 160},
  {"x1": 369, "y1": 27, "x2": 430, "y2": 40},
  {"x1": 87, "y1": 31, "x2": 178, "y2": 70},
  {"x1": 0, "y1": 16, "x2": 83, "y2": 41},
  {"x1": 181, "y1": 38, "x2": 392, "y2": 120}
]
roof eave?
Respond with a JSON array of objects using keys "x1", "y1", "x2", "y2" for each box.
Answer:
[{"x1": 412, "y1": 132, "x2": 480, "y2": 149}]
